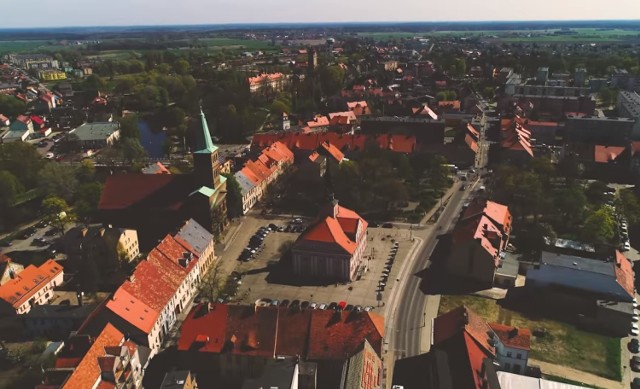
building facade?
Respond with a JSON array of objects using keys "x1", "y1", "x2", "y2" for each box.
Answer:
[{"x1": 0, "y1": 259, "x2": 63, "y2": 315}]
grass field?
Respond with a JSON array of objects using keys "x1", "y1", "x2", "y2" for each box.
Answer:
[
  {"x1": 199, "y1": 38, "x2": 277, "y2": 50},
  {"x1": 356, "y1": 32, "x2": 420, "y2": 40},
  {"x1": 439, "y1": 294, "x2": 621, "y2": 381},
  {"x1": 0, "y1": 40, "x2": 49, "y2": 55}
]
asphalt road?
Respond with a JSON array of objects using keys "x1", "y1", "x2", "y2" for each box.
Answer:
[{"x1": 391, "y1": 179, "x2": 478, "y2": 359}]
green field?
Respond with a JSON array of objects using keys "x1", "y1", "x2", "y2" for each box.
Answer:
[
  {"x1": 439, "y1": 294, "x2": 621, "y2": 381},
  {"x1": 199, "y1": 38, "x2": 277, "y2": 50},
  {"x1": 0, "y1": 40, "x2": 50, "y2": 55},
  {"x1": 356, "y1": 32, "x2": 420, "y2": 40}
]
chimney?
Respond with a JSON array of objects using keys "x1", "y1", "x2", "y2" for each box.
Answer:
[
  {"x1": 99, "y1": 228, "x2": 105, "y2": 237},
  {"x1": 81, "y1": 228, "x2": 88, "y2": 237},
  {"x1": 128, "y1": 274, "x2": 135, "y2": 282}
]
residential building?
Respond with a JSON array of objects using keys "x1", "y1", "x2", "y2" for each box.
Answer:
[
  {"x1": 500, "y1": 116, "x2": 560, "y2": 145},
  {"x1": 360, "y1": 116, "x2": 445, "y2": 145},
  {"x1": 498, "y1": 121, "x2": 534, "y2": 164},
  {"x1": 0, "y1": 114, "x2": 10, "y2": 127},
  {"x1": 251, "y1": 132, "x2": 417, "y2": 156},
  {"x1": 618, "y1": 91, "x2": 640, "y2": 120},
  {"x1": 527, "y1": 250, "x2": 634, "y2": 303},
  {"x1": 234, "y1": 141, "x2": 294, "y2": 215},
  {"x1": 240, "y1": 358, "x2": 299, "y2": 389},
  {"x1": 69, "y1": 122, "x2": 120, "y2": 149},
  {"x1": 142, "y1": 161, "x2": 171, "y2": 174},
  {"x1": 340, "y1": 339, "x2": 383, "y2": 389},
  {"x1": 536, "y1": 67, "x2": 549, "y2": 84},
  {"x1": 394, "y1": 306, "x2": 500, "y2": 389},
  {"x1": 80, "y1": 219, "x2": 214, "y2": 356},
  {"x1": 574, "y1": 67, "x2": 587, "y2": 87},
  {"x1": 306, "y1": 115, "x2": 330, "y2": 132},
  {"x1": 39, "y1": 70, "x2": 67, "y2": 81},
  {"x1": 292, "y1": 200, "x2": 368, "y2": 282},
  {"x1": 64, "y1": 225, "x2": 140, "y2": 272},
  {"x1": 177, "y1": 303, "x2": 384, "y2": 388},
  {"x1": 488, "y1": 323, "x2": 531, "y2": 374},
  {"x1": 0, "y1": 259, "x2": 63, "y2": 315},
  {"x1": 2, "y1": 114, "x2": 33, "y2": 142},
  {"x1": 160, "y1": 370, "x2": 199, "y2": 389},
  {"x1": 248, "y1": 73, "x2": 289, "y2": 94},
  {"x1": 565, "y1": 115, "x2": 635, "y2": 144},
  {"x1": 446, "y1": 199, "x2": 512, "y2": 285},
  {"x1": 329, "y1": 111, "x2": 358, "y2": 132},
  {"x1": 39, "y1": 323, "x2": 146, "y2": 389},
  {"x1": 0, "y1": 254, "x2": 24, "y2": 286},
  {"x1": 347, "y1": 101, "x2": 372, "y2": 117},
  {"x1": 98, "y1": 109, "x2": 227, "y2": 247},
  {"x1": 23, "y1": 303, "x2": 97, "y2": 339}
]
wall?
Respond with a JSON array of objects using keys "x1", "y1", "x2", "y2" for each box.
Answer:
[{"x1": 446, "y1": 241, "x2": 496, "y2": 284}]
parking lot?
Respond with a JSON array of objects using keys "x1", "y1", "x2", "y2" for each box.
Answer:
[{"x1": 217, "y1": 213, "x2": 418, "y2": 315}]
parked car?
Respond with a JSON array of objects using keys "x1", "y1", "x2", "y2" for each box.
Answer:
[
  {"x1": 629, "y1": 339, "x2": 639, "y2": 353},
  {"x1": 622, "y1": 241, "x2": 631, "y2": 251},
  {"x1": 301, "y1": 301, "x2": 310, "y2": 310},
  {"x1": 631, "y1": 327, "x2": 639, "y2": 336},
  {"x1": 328, "y1": 302, "x2": 338, "y2": 310},
  {"x1": 280, "y1": 299, "x2": 290, "y2": 308},
  {"x1": 318, "y1": 303, "x2": 327, "y2": 310},
  {"x1": 382, "y1": 223, "x2": 393, "y2": 228},
  {"x1": 290, "y1": 300, "x2": 300, "y2": 309},
  {"x1": 309, "y1": 302, "x2": 317, "y2": 309},
  {"x1": 632, "y1": 377, "x2": 640, "y2": 388}
]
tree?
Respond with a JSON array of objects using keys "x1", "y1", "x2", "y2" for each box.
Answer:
[
  {"x1": 319, "y1": 65, "x2": 345, "y2": 96},
  {"x1": 76, "y1": 159, "x2": 96, "y2": 183},
  {"x1": 174, "y1": 59, "x2": 190, "y2": 75},
  {"x1": 554, "y1": 185, "x2": 587, "y2": 223},
  {"x1": 223, "y1": 173, "x2": 243, "y2": 218},
  {"x1": 75, "y1": 182, "x2": 103, "y2": 225},
  {"x1": 118, "y1": 114, "x2": 140, "y2": 139},
  {"x1": 56, "y1": 133, "x2": 81, "y2": 155},
  {"x1": 0, "y1": 170, "x2": 23, "y2": 208},
  {"x1": 618, "y1": 189, "x2": 640, "y2": 225},
  {"x1": 119, "y1": 138, "x2": 148, "y2": 163},
  {"x1": 42, "y1": 196, "x2": 76, "y2": 238},
  {"x1": 0, "y1": 94, "x2": 27, "y2": 117},
  {"x1": 517, "y1": 222, "x2": 557, "y2": 257},
  {"x1": 83, "y1": 75, "x2": 107, "y2": 91},
  {"x1": 38, "y1": 163, "x2": 78, "y2": 202},
  {"x1": 198, "y1": 260, "x2": 224, "y2": 303},
  {"x1": 582, "y1": 206, "x2": 616, "y2": 244},
  {"x1": 0, "y1": 142, "x2": 45, "y2": 189}
]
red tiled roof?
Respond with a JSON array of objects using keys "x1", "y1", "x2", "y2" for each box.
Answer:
[
  {"x1": 433, "y1": 306, "x2": 495, "y2": 356},
  {"x1": 0, "y1": 259, "x2": 62, "y2": 309},
  {"x1": 308, "y1": 310, "x2": 384, "y2": 360},
  {"x1": 412, "y1": 105, "x2": 438, "y2": 120},
  {"x1": 302, "y1": 216, "x2": 358, "y2": 254},
  {"x1": 489, "y1": 323, "x2": 531, "y2": 351},
  {"x1": 252, "y1": 132, "x2": 416, "y2": 155},
  {"x1": 248, "y1": 73, "x2": 285, "y2": 86},
  {"x1": 178, "y1": 303, "x2": 228, "y2": 353},
  {"x1": 437, "y1": 100, "x2": 460, "y2": 110},
  {"x1": 275, "y1": 309, "x2": 313, "y2": 355},
  {"x1": 98, "y1": 174, "x2": 193, "y2": 211},
  {"x1": 615, "y1": 250, "x2": 635, "y2": 298},
  {"x1": 225, "y1": 305, "x2": 279, "y2": 357},
  {"x1": 465, "y1": 134, "x2": 479, "y2": 153},
  {"x1": 501, "y1": 123, "x2": 533, "y2": 157},
  {"x1": 594, "y1": 145, "x2": 627, "y2": 163},
  {"x1": 105, "y1": 287, "x2": 158, "y2": 334},
  {"x1": 62, "y1": 323, "x2": 123, "y2": 389},
  {"x1": 307, "y1": 115, "x2": 330, "y2": 128},
  {"x1": 467, "y1": 124, "x2": 480, "y2": 138}
]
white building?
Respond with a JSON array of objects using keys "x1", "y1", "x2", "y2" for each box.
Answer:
[{"x1": 0, "y1": 259, "x2": 63, "y2": 315}]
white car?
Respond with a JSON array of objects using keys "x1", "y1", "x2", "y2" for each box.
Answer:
[
  {"x1": 633, "y1": 315, "x2": 639, "y2": 322},
  {"x1": 632, "y1": 327, "x2": 639, "y2": 336},
  {"x1": 632, "y1": 323, "x2": 639, "y2": 331},
  {"x1": 45, "y1": 152, "x2": 55, "y2": 159},
  {"x1": 309, "y1": 302, "x2": 318, "y2": 310},
  {"x1": 623, "y1": 242, "x2": 631, "y2": 252},
  {"x1": 318, "y1": 303, "x2": 327, "y2": 310}
]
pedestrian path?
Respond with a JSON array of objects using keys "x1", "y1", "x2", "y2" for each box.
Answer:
[{"x1": 529, "y1": 359, "x2": 622, "y2": 389}]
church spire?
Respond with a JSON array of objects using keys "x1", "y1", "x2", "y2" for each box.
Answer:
[{"x1": 194, "y1": 107, "x2": 217, "y2": 154}]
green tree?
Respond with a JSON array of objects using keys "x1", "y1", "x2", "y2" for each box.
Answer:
[
  {"x1": 223, "y1": 173, "x2": 243, "y2": 218},
  {"x1": 83, "y1": 74, "x2": 107, "y2": 91},
  {"x1": 0, "y1": 170, "x2": 23, "y2": 208},
  {"x1": 42, "y1": 196, "x2": 76, "y2": 238},
  {"x1": 119, "y1": 138, "x2": 148, "y2": 163},
  {"x1": 118, "y1": 114, "x2": 140, "y2": 139},
  {"x1": 582, "y1": 206, "x2": 616, "y2": 244},
  {"x1": 174, "y1": 59, "x2": 190, "y2": 75},
  {"x1": 75, "y1": 182, "x2": 103, "y2": 225},
  {"x1": 38, "y1": 163, "x2": 78, "y2": 202},
  {"x1": 618, "y1": 189, "x2": 640, "y2": 225},
  {"x1": 554, "y1": 185, "x2": 587, "y2": 223},
  {"x1": 0, "y1": 94, "x2": 27, "y2": 117},
  {"x1": 76, "y1": 159, "x2": 96, "y2": 183},
  {"x1": 319, "y1": 65, "x2": 345, "y2": 96},
  {"x1": 0, "y1": 142, "x2": 45, "y2": 188}
]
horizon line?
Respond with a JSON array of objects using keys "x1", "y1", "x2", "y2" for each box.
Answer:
[{"x1": 1, "y1": 18, "x2": 640, "y2": 31}]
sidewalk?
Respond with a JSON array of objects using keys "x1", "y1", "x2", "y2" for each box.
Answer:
[{"x1": 529, "y1": 358, "x2": 622, "y2": 389}]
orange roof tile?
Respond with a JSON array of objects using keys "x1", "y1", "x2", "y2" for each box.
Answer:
[
  {"x1": 105, "y1": 287, "x2": 158, "y2": 333},
  {"x1": 0, "y1": 259, "x2": 62, "y2": 309},
  {"x1": 615, "y1": 250, "x2": 635, "y2": 298},
  {"x1": 61, "y1": 323, "x2": 123, "y2": 389},
  {"x1": 307, "y1": 115, "x2": 329, "y2": 128},
  {"x1": 465, "y1": 134, "x2": 479, "y2": 153},
  {"x1": 489, "y1": 323, "x2": 531, "y2": 351},
  {"x1": 594, "y1": 145, "x2": 627, "y2": 163},
  {"x1": 302, "y1": 216, "x2": 358, "y2": 254},
  {"x1": 177, "y1": 303, "x2": 228, "y2": 353}
]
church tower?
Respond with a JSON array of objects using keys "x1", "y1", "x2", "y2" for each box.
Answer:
[{"x1": 193, "y1": 108, "x2": 221, "y2": 189}]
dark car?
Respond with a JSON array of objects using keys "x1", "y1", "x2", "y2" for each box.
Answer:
[
  {"x1": 369, "y1": 222, "x2": 380, "y2": 228},
  {"x1": 36, "y1": 140, "x2": 48, "y2": 147},
  {"x1": 630, "y1": 339, "x2": 639, "y2": 353},
  {"x1": 382, "y1": 223, "x2": 393, "y2": 228},
  {"x1": 328, "y1": 302, "x2": 338, "y2": 310},
  {"x1": 632, "y1": 363, "x2": 640, "y2": 373},
  {"x1": 36, "y1": 220, "x2": 49, "y2": 228},
  {"x1": 268, "y1": 223, "x2": 278, "y2": 230},
  {"x1": 290, "y1": 300, "x2": 300, "y2": 309},
  {"x1": 632, "y1": 377, "x2": 640, "y2": 388},
  {"x1": 280, "y1": 299, "x2": 290, "y2": 308},
  {"x1": 300, "y1": 301, "x2": 310, "y2": 310},
  {"x1": 345, "y1": 304, "x2": 354, "y2": 311}
]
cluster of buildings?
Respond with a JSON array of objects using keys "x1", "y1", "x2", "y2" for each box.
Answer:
[
  {"x1": 247, "y1": 72, "x2": 289, "y2": 94},
  {"x1": 234, "y1": 140, "x2": 294, "y2": 215}
]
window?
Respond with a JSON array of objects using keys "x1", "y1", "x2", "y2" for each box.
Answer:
[
  {"x1": 516, "y1": 353, "x2": 522, "y2": 359},
  {"x1": 507, "y1": 351, "x2": 512, "y2": 357},
  {"x1": 504, "y1": 363, "x2": 511, "y2": 370}
]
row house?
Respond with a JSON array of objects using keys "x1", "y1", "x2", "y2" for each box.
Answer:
[
  {"x1": 0, "y1": 259, "x2": 63, "y2": 315},
  {"x1": 235, "y1": 141, "x2": 294, "y2": 214},
  {"x1": 247, "y1": 72, "x2": 289, "y2": 94},
  {"x1": 79, "y1": 219, "x2": 215, "y2": 357},
  {"x1": 446, "y1": 199, "x2": 512, "y2": 286},
  {"x1": 39, "y1": 323, "x2": 145, "y2": 389},
  {"x1": 177, "y1": 303, "x2": 384, "y2": 388}
]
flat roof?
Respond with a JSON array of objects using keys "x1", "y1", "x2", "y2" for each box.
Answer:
[
  {"x1": 540, "y1": 251, "x2": 613, "y2": 276},
  {"x1": 596, "y1": 300, "x2": 634, "y2": 315},
  {"x1": 70, "y1": 122, "x2": 119, "y2": 141}
]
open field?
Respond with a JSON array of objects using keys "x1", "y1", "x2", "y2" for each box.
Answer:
[
  {"x1": 439, "y1": 294, "x2": 621, "y2": 381},
  {"x1": 199, "y1": 38, "x2": 277, "y2": 50},
  {"x1": 0, "y1": 40, "x2": 49, "y2": 55}
]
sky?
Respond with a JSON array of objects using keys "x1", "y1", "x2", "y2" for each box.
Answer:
[{"x1": 2, "y1": 0, "x2": 640, "y2": 28}]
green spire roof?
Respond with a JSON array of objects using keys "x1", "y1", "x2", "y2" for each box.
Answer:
[{"x1": 194, "y1": 108, "x2": 218, "y2": 154}]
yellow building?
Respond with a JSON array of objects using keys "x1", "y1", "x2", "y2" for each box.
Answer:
[{"x1": 39, "y1": 70, "x2": 67, "y2": 81}]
